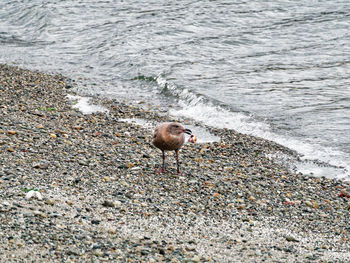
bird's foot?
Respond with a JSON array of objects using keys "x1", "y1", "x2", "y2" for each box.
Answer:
[
  {"x1": 176, "y1": 170, "x2": 184, "y2": 176},
  {"x1": 156, "y1": 168, "x2": 166, "y2": 174}
]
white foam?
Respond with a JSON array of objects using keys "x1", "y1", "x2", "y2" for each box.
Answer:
[{"x1": 67, "y1": 95, "x2": 109, "y2": 114}]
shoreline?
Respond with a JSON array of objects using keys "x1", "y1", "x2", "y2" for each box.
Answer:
[{"x1": 1, "y1": 64, "x2": 349, "y2": 262}]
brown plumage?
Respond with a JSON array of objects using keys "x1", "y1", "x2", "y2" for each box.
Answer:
[{"x1": 152, "y1": 122, "x2": 192, "y2": 173}]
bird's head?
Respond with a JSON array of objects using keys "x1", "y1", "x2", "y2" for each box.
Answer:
[{"x1": 168, "y1": 123, "x2": 192, "y2": 136}]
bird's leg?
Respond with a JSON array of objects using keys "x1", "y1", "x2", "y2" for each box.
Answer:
[
  {"x1": 157, "y1": 150, "x2": 166, "y2": 173},
  {"x1": 161, "y1": 150, "x2": 166, "y2": 173},
  {"x1": 175, "y1": 149, "x2": 181, "y2": 174}
]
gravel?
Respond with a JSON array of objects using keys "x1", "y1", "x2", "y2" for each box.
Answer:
[{"x1": 1, "y1": 63, "x2": 350, "y2": 262}]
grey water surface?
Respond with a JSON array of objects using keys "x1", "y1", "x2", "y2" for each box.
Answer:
[{"x1": 0, "y1": 0, "x2": 349, "y2": 179}]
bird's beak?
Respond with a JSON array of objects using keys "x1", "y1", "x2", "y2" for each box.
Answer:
[{"x1": 183, "y1": 128, "x2": 192, "y2": 135}]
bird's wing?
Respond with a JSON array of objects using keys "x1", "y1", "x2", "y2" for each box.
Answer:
[{"x1": 153, "y1": 127, "x2": 159, "y2": 139}]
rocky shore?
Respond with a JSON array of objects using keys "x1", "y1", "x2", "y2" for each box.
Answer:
[{"x1": 0, "y1": 64, "x2": 349, "y2": 262}]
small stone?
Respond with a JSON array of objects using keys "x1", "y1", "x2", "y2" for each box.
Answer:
[
  {"x1": 185, "y1": 246, "x2": 196, "y2": 252},
  {"x1": 319, "y1": 212, "x2": 328, "y2": 218},
  {"x1": 304, "y1": 201, "x2": 313, "y2": 208},
  {"x1": 102, "y1": 200, "x2": 115, "y2": 208},
  {"x1": 45, "y1": 199, "x2": 55, "y2": 206},
  {"x1": 249, "y1": 196, "x2": 256, "y2": 202},
  {"x1": 118, "y1": 164, "x2": 128, "y2": 169},
  {"x1": 192, "y1": 255, "x2": 200, "y2": 262},
  {"x1": 237, "y1": 205, "x2": 246, "y2": 210},
  {"x1": 7, "y1": 130, "x2": 17, "y2": 135},
  {"x1": 33, "y1": 210, "x2": 44, "y2": 217},
  {"x1": 285, "y1": 236, "x2": 299, "y2": 242},
  {"x1": 114, "y1": 200, "x2": 122, "y2": 208},
  {"x1": 67, "y1": 249, "x2": 81, "y2": 256},
  {"x1": 103, "y1": 176, "x2": 111, "y2": 182},
  {"x1": 40, "y1": 213, "x2": 47, "y2": 218},
  {"x1": 120, "y1": 181, "x2": 129, "y2": 187},
  {"x1": 91, "y1": 219, "x2": 100, "y2": 225},
  {"x1": 33, "y1": 163, "x2": 49, "y2": 169},
  {"x1": 49, "y1": 133, "x2": 57, "y2": 138},
  {"x1": 108, "y1": 227, "x2": 117, "y2": 234},
  {"x1": 126, "y1": 163, "x2": 134, "y2": 168},
  {"x1": 167, "y1": 246, "x2": 175, "y2": 251}
]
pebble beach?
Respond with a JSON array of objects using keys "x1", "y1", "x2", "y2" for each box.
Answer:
[{"x1": 0, "y1": 64, "x2": 350, "y2": 262}]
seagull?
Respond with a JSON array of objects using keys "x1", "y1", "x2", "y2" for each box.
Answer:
[{"x1": 152, "y1": 122, "x2": 192, "y2": 173}]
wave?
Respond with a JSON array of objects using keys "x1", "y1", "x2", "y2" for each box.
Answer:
[{"x1": 152, "y1": 75, "x2": 349, "y2": 180}]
